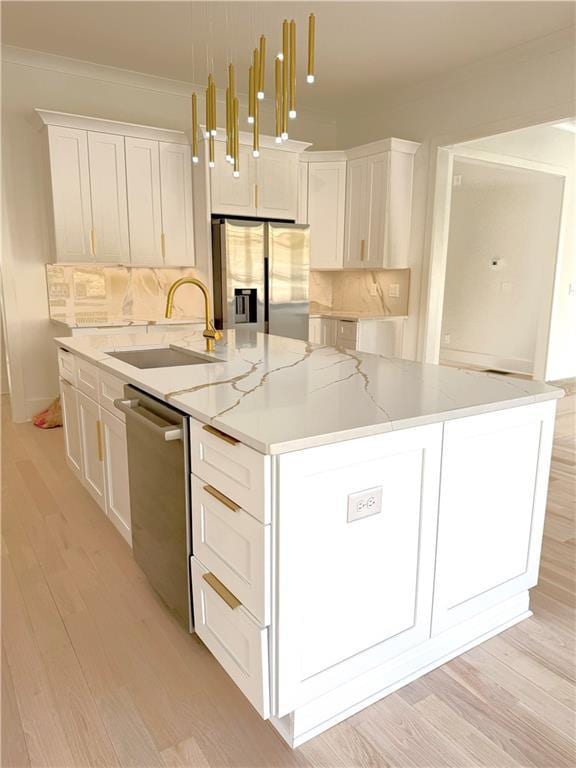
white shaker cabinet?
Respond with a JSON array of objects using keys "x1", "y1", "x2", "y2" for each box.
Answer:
[
  {"x1": 60, "y1": 377, "x2": 82, "y2": 480},
  {"x1": 344, "y1": 139, "x2": 419, "y2": 269},
  {"x1": 47, "y1": 126, "x2": 93, "y2": 261},
  {"x1": 124, "y1": 137, "x2": 163, "y2": 265},
  {"x1": 159, "y1": 142, "x2": 195, "y2": 265},
  {"x1": 210, "y1": 141, "x2": 257, "y2": 217},
  {"x1": 256, "y1": 149, "x2": 298, "y2": 220},
  {"x1": 306, "y1": 160, "x2": 347, "y2": 269},
  {"x1": 101, "y1": 408, "x2": 132, "y2": 545},
  {"x1": 87, "y1": 132, "x2": 130, "y2": 263},
  {"x1": 77, "y1": 390, "x2": 106, "y2": 512}
]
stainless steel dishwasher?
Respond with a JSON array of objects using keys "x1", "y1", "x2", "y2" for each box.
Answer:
[{"x1": 115, "y1": 385, "x2": 192, "y2": 631}]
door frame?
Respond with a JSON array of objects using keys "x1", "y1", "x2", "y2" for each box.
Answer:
[{"x1": 420, "y1": 117, "x2": 572, "y2": 380}]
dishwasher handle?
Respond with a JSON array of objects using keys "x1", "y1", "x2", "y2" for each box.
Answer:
[{"x1": 114, "y1": 398, "x2": 183, "y2": 442}]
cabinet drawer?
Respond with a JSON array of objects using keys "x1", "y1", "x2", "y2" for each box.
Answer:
[
  {"x1": 58, "y1": 348, "x2": 77, "y2": 386},
  {"x1": 191, "y1": 557, "x2": 270, "y2": 718},
  {"x1": 189, "y1": 419, "x2": 270, "y2": 524},
  {"x1": 191, "y1": 476, "x2": 270, "y2": 625},
  {"x1": 76, "y1": 358, "x2": 100, "y2": 401},
  {"x1": 99, "y1": 369, "x2": 127, "y2": 419}
]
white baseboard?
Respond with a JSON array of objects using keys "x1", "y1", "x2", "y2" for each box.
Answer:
[
  {"x1": 270, "y1": 592, "x2": 530, "y2": 748},
  {"x1": 440, "y1": 347, "x2": 533, "y2": 375}
]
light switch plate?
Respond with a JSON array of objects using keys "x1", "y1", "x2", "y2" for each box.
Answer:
[{"x1": 347, "y1": 486, "x2": 383, "y2": 523}]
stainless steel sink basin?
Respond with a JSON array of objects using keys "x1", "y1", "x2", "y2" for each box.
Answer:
[{"x1": 107, "y1": 347, "x2": 219, "y2": 369}]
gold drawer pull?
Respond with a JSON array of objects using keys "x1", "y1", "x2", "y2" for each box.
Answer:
[
  {"x1": 96, "y1": 419, "x2": 104, "y2": 462},
  {"x1": 160, "y1": 232, "x2": 166, "y2": 261},
  {"x1": 360, "y1": 238, "x2": 365, "y2": 261},
  {"x1": 90, "y1": 227, "x2": 97, "y2": 258},
  {"x1": 203, "y1": 484, "x2": 241, "y2": 512},
  {"x1": 203, "y1": 424, "x2": 239, "y2": 445},
  {"x1": 203, "y1": 572, "x2": 241, "y2": 609}
]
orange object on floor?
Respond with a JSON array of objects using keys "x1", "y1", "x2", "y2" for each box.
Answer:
[{"x1": 33, "y1": 397, "x2": 62, "y2": 428}]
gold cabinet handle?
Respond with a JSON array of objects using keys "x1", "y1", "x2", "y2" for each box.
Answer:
[
  {"x1": 203, "y1": 484, "x2": 241, "y2": 512},
  {"x1": 96, "y1": 419, "x2": 104, "y2": 462},
  {"x1": 254, "y1": 183, "x2": 259, "y2": 210},
  {"x1": 161, "y1": 232, "x2": 166, "y2": 261},
  {"x1": 360, "y1": 239, "x2": 365, "y2": 262},
  {"x1": 203, "y1": 572, "x2": 241, "y2": 609},
  {"x1": 90, "y1": 228, "x2": 96, "y2": 258},
  {"x1": 202, "y1": 424, "x2": 240, "y2": 445}
]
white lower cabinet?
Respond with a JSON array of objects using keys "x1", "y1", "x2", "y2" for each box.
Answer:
[
  {"x1": 191, "y1": 556, "x2": 270, "y2": 718},
  {"x1": 431, "y1": 401, "x2": 555, "y2": 635},
  {"x1": 60, "y1": 378, "x2": 82, "y2": 479},
  {"x1": 101, "y1": 408, "x2": 132, "y2": 545},
  {"x1": 77, "y1": 390, "x2": 106, "y2": 511}
]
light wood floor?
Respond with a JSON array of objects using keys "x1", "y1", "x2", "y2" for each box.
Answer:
[{"x1": 2, "y1": 393, "x2": 575, "y2": 768}]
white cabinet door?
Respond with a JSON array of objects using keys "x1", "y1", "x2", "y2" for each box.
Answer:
[
  {"x1": 365, "y1": 153, "x2": 389, "y2": 268},
  {"x1": 77, "y1": 391, "x2": 106, "y2": 511},
  {"x1": 210, "y1": 142, "x2": 257, "y2": 217},
  {"x1": 101, "y1": 408, "x2": 131, "y2": 545},
  {"x1": 321, "y1": 318, "x2": 337, "y2": 346},
  {"x1": 47, "y1": 126, "x2": 92, "y2": 261},
  {"x1": 343, "y1": 157, "x2": 368, "y2": 267},
  {"x1": 275, "y1": 422, "x2": 442, "y2": 715},
  {"x1": 125, "y1": 137, "x2": 163, "y2": 265},
  {"x1": 308, "y1": 162, "x2": 346, "y2": 269},
  {"x1": 59, "y1": 378, "x2": 82, "y2": 480},
  {"x1": 296, "y1": 162, "x2": 309, "y2": 225},
  {"x1": 257, "y1": 149, "x2": 298, "y2": 220},
  {"x1": 309, "y1": 317, "x2": 322, "y2": 344},
  {"x1": 432, "y1": 401, "x2": 556, "y2": 635},
  {"x1": 159, "y1": 142, "x2": 195, "y2": 265},
  {"x1": 87, "y1": 132, "x2": 130, "y2": 263}
]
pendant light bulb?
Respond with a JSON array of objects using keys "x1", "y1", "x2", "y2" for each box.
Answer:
[
  {"x1": 225, "y1": 153, "x2": 232, "y2": 162},
  {"x1": 248, "y1": 115, "x2": 255, "y2": 125},
  {"x1": 233, "y1": 170, "x2": 240, "y2": 178},
  {"x1": 253, "y1": 149, "x2": 260, "y2": 158},
  {"x1": 210, "y1": 129, "x2": 217, "y2": 137},
  {"x1": 277, "y1": 52, "x2": 284, "y2": 62},
  {"x1": 209, "y1": 161, "x2": 215, "y2": 168},
  {"x1": 275, "y1": 136, "x2": 282, "y2": 144},
  {"x1": 307, "y1": 74, "x2": 315, "y2": 84},
  {"x1": 289, "y1": 110, "x2": 296, "y2": 119},
  {"x1": 281, "y1": 131, "x2": 288, "y2": 141},
  {"x1": 192, "y1": 156, "x2": 199, "y2": 164},
  {"x1": 257, "y1": 92, "x2": 264, "y2": 100}
]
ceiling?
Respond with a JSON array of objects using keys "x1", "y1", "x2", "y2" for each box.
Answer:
[{"x1": 2, "y1": 1, "x2": 574, "y2": 116}]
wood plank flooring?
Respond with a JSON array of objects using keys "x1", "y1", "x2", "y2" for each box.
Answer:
[{"x1": 2, "y1": 392, "x2": 575, "y2": 767}]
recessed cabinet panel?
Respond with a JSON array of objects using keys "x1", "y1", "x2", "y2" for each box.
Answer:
[
  {"x1": 77, "y1": 391, "x2": 106, "y2": 511},
  {"x1": 365, "y1": 154, "x2": 389, "y2": 267},
  {"x1": 257, "y1": 149, "x2": 298, "y2": 220},
  {"x1": 47, "y1": 126, "x2": 92, "y2": 261},
  {"x1": 159, "y1": 142, "x2": 195, "y2": 265},
  {"x1": 308, "y1": 162, "x2": 346, "y2": 269},
  {"x1": 432, "y1": 401, "x2": 556, "y2": 635},
  {"x1": 125, "y1": 137, "x2": 163, "y2": 265},
  {"x1": 275, "y1": 423, "x2": 442, "y2": 715},
  {"x1": 87, "y1": 132, "x2": 130, "y2": 263},
  {"x1": 101, "y1": 409, "x2": 131, "y2": 545},
  {"x1": 344, "y1": 158, "x2": 368, "y2": 267},
  {"x1": 211, "y1": 142, "x2": 257, "y2": 216},
  {"x1": 60, "y1": 378, "x2": 82, "y2": 480}
]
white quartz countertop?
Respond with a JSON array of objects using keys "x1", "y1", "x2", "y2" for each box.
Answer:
[
  {"x1": 51, "y1": 315, "x2": 205, "y2": 329},
  {"x1": 55, "y1": 328, "x2": 562, "y2": 455}
]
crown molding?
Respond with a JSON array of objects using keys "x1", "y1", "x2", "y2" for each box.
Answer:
[
  {"x1": 206, "y1": 129, "x2": 312, "y2": 154},
  {"x1": 345, "y1": 137, "x2": 421, "y2": 160},
  {"x1": 300, "y1": 150, "x2": 347, "y2": 162}
]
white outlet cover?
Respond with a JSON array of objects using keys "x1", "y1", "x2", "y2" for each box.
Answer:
[
  {"x1": 347, "y1": 486, "x2": 383, "y2": 523},
  {"x1": 388, "y1": 283, "x2": 400, "y2": 298}
]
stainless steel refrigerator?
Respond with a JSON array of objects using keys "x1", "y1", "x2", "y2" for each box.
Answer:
[{"x1": 211, "y1": 218, "x2": 310, "y2": 342}]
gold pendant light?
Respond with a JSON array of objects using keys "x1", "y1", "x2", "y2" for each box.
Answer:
[
  {"x1": 307, "y1": 13, "x2": 315, "y2": 83},
  {"x1": 281, "y1": 19, "x2": 289, "y2": 140},
  {"x1": 191, "y1": 92, "x2": 199, "y2": 163},
  {"x1": 257, "y1": 34, "x2": 266, "y2": 100},
  {"x1": 289, "y1": 20, "x2": 296, "y2": 119},
  {"x1": 275, "y1": 55, "x2": 282, "y2": 143}
]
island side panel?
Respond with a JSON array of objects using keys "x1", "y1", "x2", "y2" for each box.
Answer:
[
  {"x1": 273, "y1": 422, "x2": 443, "y2": 718},
  {"x1": 431, "y1": 399, "x2": 557, "y2": 634}
]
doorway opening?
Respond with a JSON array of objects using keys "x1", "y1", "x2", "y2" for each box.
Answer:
[{"x1": 426, "y1": 120, "x2": 575, "y2": 381}]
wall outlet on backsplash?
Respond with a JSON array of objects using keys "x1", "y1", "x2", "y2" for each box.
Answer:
[
  {"x1": 369, "y1": 284, "x2": 378, "y2": 296},
  {"x1": 388, "y1": 283, "x2": 400, "y2": 298}
]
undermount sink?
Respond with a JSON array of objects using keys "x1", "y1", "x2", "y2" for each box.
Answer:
[{"x1": 106, "y1": 347, "x2": 219, "y2": 369}]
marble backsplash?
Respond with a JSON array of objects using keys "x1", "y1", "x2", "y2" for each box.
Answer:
[
  {"x1": 46, "y1": 264, "x2": 208, "y2": 323},
  {"x1": 310, "y1": 269, "x2": 410, "y2": 316}
]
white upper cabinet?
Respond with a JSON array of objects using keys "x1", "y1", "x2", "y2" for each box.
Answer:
[
  {"x1": 306, "y1": 160, "x2": 347, "y2": 269},
  {"x1": 47, "y1": 126, "x2": 93, "y2": 261},
  {"x1": 209, "y1": 134, "x2": 309, "y2": 220},
  {"x1": 124, "y1": 137, "x2": 163, "y2": 265},
  {"x1": 256, "y1": 149, "x2": 298, "y2": 220},
  {"x1": 87, "y1": 132, "x2": 130, "y2": 263},
  {"x1": 159, "y1": 142, "x2": 195, "y2": 265},
  {"x1": 343, "y1": 139, "x2": 419, "y2": 269},
  {"x1": 39, "y1": 110, "x2": 194, "y2": 265},
  {"x1": 210, "y1": 141, "x2": 257, "y2": 217}
]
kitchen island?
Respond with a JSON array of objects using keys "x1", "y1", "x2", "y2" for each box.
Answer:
[{"x1": 55, "y1": 328, "x2": 562, "y2": 747}]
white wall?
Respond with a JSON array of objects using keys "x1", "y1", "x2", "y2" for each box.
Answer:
[
  {"x1": 336, "y1": 29, "x2": 576, "y2": 366},
  {"x1": 1, "y1": 48, "x2": 337, "y2": 421},
  {"x1": 440, "y1": 158, "x2": 564, "y2": 374}
]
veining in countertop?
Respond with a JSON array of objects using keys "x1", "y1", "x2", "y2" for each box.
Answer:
[{"x1": 55, "y1": 328, "x2": 562, "y2": 455}]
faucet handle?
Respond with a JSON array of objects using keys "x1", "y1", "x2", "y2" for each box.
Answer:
[{"x1": 204, "y1": 324, "x2": 223, "y2": 342}]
